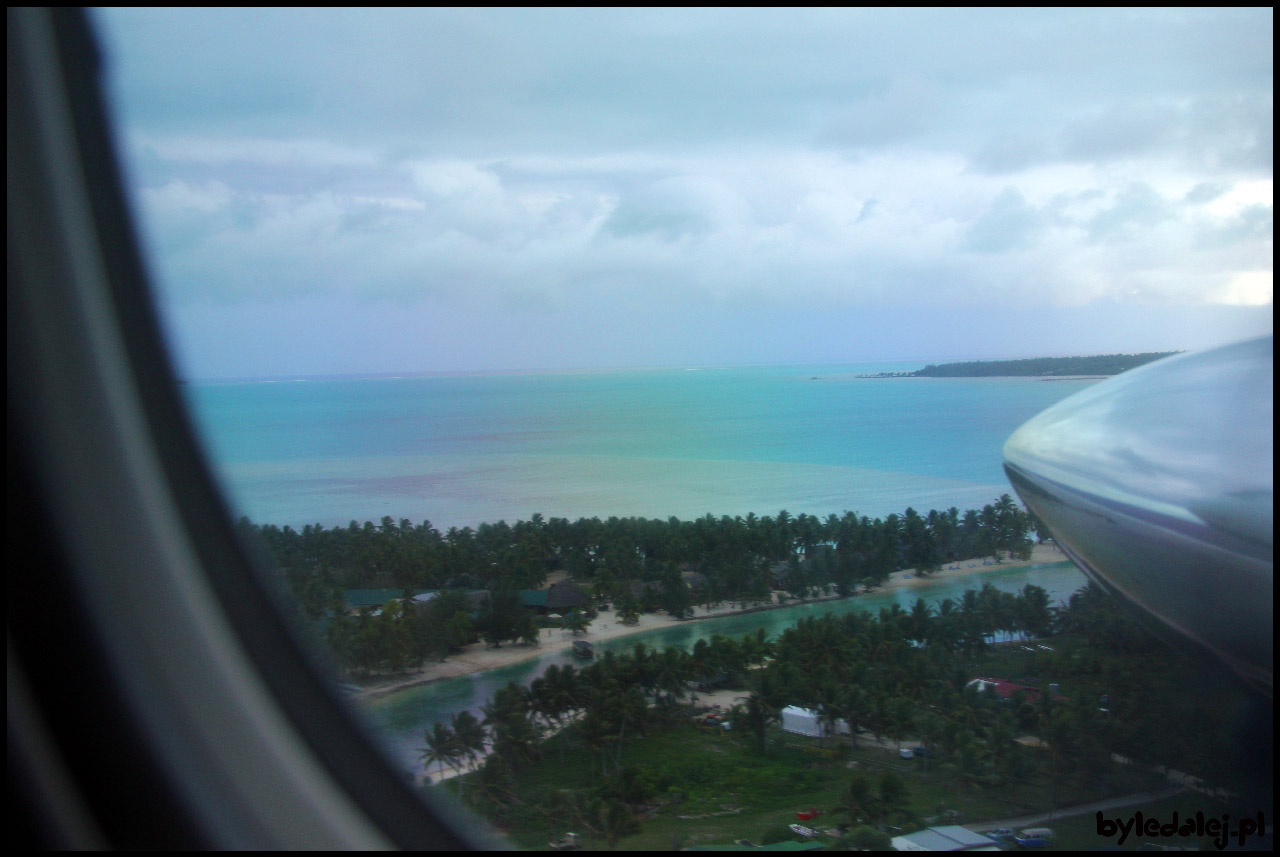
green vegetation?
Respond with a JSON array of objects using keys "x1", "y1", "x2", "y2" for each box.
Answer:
[
  {"x1": 251, "y1": 495, "x2": 1268, "y2": 849},
  {"x1": 422, "y1": 582, "x2": 1267, "y2": 849},
  {"x1": 905, "y1": 351, "x2": 1180, "y2": 378},
  {"x1": 249, "y1": 496, "x2": 1036, "y2": 601},
  {"x1": 246, "y1": 494, "x2": 1041, "y2": 675}
]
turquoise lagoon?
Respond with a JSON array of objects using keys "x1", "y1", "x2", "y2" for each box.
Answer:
[
  {"x1": 182, "y1": 364, "x2": 1099, "y2": 531},
  {"x1": 179, "y1": 364, "x2": 1097, "y2": 778}
]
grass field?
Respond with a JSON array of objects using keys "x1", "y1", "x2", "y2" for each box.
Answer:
[{"x1": 459, "y1": 710, "x2": 1171, "y2": 850}]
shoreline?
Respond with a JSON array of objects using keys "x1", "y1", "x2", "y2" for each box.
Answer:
[{"x1": 351, "y1": 543, "x2": 1069, "y2": 701}]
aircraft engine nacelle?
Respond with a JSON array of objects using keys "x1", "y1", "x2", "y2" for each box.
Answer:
[{"x1": 1003, "y1": 336, "x2": 1273, "y2": 695}]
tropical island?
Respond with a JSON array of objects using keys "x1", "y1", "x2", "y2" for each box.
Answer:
[
  {"x1": 254, "y1": 498, "x2": 1268, "y2": 850},
  {"x1": 861, "y1": 351, "x2": 1182, "y2": 379},
  {"x1": 415, "y1": 585, "x2": 1259, "y2": 851},
  {"x1": 251, "y1": 495, "x2": 1047, "y2": 680}
]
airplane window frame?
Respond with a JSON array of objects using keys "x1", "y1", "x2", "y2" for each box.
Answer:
[
  {"x1": 8, "y1": 7, "x2": 494, "y2": 848},
  {"x1": 13, "y1": 7, "x2": 1270, "y2": 851}
]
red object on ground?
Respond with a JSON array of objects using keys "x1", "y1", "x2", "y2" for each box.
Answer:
[{"x1": 795, "y1": 809, "x2": 820, "y2": 821}]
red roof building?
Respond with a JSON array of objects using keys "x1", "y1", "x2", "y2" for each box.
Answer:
[{"x1": 966, "y1": 677, "x2": 1042, "y2": 702}]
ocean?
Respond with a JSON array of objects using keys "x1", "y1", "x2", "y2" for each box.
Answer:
[
  {"x1": 180, "y1": 364, "x2": 1097, "y2": 778},
  {"x1": 181, "y1": 363, "x2": 1101, "y2": 530}
]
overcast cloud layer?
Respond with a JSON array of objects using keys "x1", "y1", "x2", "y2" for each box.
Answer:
[{"x1": 94, "y1": 8, "x2": 1272, "y2": 378}]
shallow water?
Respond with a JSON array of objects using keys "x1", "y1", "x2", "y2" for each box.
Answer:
[
  {"x1": 182, "y1": 366, "x2": 1098, "y2": 530},
  {"x1": 179, "y1": 364, "x2": 1099, "y2": 776}
]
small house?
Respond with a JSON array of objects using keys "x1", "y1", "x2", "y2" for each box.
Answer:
[
  {"x1": 545, "y1": 581, "x2": 591, "y2": 613},
  {"x1": 890, "y1": 825, "x2": 1001, "y2": 851}
]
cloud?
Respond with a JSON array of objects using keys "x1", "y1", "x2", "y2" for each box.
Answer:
[
  {"x1": 969, "y1": 135, "x2": 1054, "y2": 175},
  {"x1": 821, "y1": 77, "x2": 942, "y2": 148},
  {"x1": 128, "y1": 140, "x2": 1272, "y2": 317},
  {"x1": 96, "y1": 8, "x2": 1272, "y2": 374},
  {"x1": 1060, "y1": 101, "x2": 1182, "y2": 163},
  {"x1": 1184, "y1": 181, "x2": 1232, "y2": 205},
  {"x1": 137, "y1": 135, "x2": 379, "y2": 168},
  {"x1": 970, "y1": 94, "x2": 1274, "y2": 176},
  {"x1": 142, "y1": 178, "x2": 234, "y2": 214},
  {"x1": 1216, "y1": 271, "x2": 1274, "y2": 306},
  {"x1": 411, "y1": 160, "x2": 502, "y2": 199},
  {"x1": 1085, "y1": 182, "x2": 1174, "y2": 243},
  {"x1": 965, "y1": 188, "x2": 1047, "y2": 253}
]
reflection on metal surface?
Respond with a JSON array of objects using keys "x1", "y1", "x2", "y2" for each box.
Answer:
[{"x1": 1004, "y1": 336, "x2": 1273, "y2": 694}]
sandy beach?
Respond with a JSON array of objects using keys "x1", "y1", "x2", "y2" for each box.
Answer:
[{"x1": 352, "y1": 543, "x2": 1068, "y2": 701}]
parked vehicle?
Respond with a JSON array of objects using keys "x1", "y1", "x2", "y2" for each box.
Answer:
[
  {"x1": 1014, "y1": 827, "x2": 1055, "y2": 848},
  {"x1": 549, "y1": 832, "x2": 581, "y2": 850}
]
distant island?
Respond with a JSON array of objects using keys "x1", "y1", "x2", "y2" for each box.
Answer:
[{"x1": 862, "y1": 351, "x2": 1182, "y2": 379}]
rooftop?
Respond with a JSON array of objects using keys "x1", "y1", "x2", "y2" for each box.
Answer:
[{"x1": 891, "y1": 825, "x2": 1000, "y2": 851}]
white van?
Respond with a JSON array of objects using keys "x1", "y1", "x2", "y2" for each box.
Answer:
[{"x1": 1018, "y1": 827, "x2": 1056, "y2": 841}]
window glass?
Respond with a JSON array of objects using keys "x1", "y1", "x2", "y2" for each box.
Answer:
[{"x1": 93, "y1": 9, "x2": 1271, "y2": 850}]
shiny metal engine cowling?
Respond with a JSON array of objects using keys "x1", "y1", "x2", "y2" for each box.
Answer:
[{"x1": 1003, "y1": 336, "x2": 1273, "y2": 695}]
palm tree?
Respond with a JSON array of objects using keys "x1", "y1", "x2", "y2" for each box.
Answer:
[
  {"x1": 845, "y1": 771, "x2": 881, "y2": 828},
  {"x1": 908, "y1": 598, "x2": 934, "y2": 647},
  {"x1": 471, "y1": 755, "x2": 518, "y2": 817},
  {"x1": 564, "y1": 608, "x2": 591, "y2": 637},
  {"x1": 627, "y1": 643, "x2": 658, "y2": 698},
  {"x1": 959, "y1": 589, "x2": 987, "y2": 655},
  {"x1": 451, "y1": 710, "x2": 487, "y2": 775},
  {"x1": 993, "y1": 493, "x2": 1026, "y2": 556},
  {"x1": 687, "y1": 639, "x2": 713, "y2": 706},
  {"x1": 878, "y1": 771, "x2": 911, "y2": 822},
  {"x1": 519, "y1": 612, "x2": 541, "y2": 648},
  {"x1": 420, "y1": 721, "x2": 459, "y2": 782},
  {"x1": 879, "y1": 602, "x2": 908, "y2": 636},
  {"x1": 1039, "y1": 701, "x2": 1080, "y2": 815},
  {"x1": 741, "y1": 628, "x2": 774, "y2": 667},
  {"x1": 579, "y1": 706, "x2": 614, "y2": 780},
  {"x1": 814, "y1": 682, "x2": 844, "y2": 748},
  {"x1": 651, "y1": 647, "x2": 690, "y2": 712},
  {"x1": 1019, "y1": 584, "x2": 1055, "y2": 640},
  {"x1": 616, "y1": 597, "x2": 641, "y2": 626},
  {"x1": 835, "y1": 684, "x2": 869, "y2": 749},
  {"x1": 949, "y1": 737, "x2": 990, "y2": 813},
  {"x1": 611, "y1": 686, "x2": 650, "y2": 771},
  {"x1": 886, "y1": 696, "x2": 915, "y2": 753},
  {"x1": 933, "y1": 598, "x2": 960, "y2": 651},
  {"x1": 529, "y1": 675, "x2": 555, "y2": 735},
  {"x1": 547, "y1": 664, "x2": 583, "y2": 724},
  {"x1": 730, "y1": 693, "x2": 778, "y2": 756},
  {"x1": 915, "y1": 709, "x2": 947, "y2": 779},
  {"x1": 490, "y1": 711, "x2": 542, "y2": 771}
]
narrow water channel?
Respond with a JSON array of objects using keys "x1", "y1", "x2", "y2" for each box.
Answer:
[{"x1": 361, "y1": 559, "x2": 1088, "y2": 777}]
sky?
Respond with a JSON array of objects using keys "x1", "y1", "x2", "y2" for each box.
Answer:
[{"x1": 94, "y1": 8, "x2": 1272, "y2": 379}]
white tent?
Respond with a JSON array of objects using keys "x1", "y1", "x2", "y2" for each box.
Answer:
[{"x1": 781, "y1": 705, "x2": 850, "y2": 737}]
